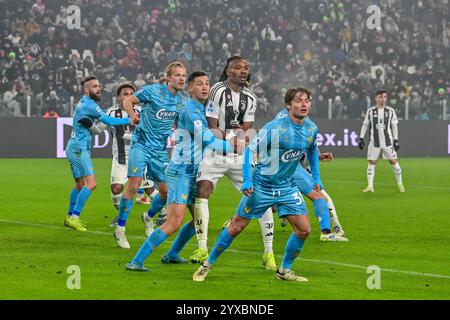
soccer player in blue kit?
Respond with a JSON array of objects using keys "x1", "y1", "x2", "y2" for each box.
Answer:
[
  {"x1": 193, "y1": 87, "x2": 323, "y2": 282},
  {"x1": 113, "y1": 62, "x2": 187, "y2": 249},
  {"x1": 275, "y1": 108, "x2": 348, "y2": 241},
  {"x1": 126, "y1": 71, "x2": 243, "y2": 271},
  {"x1": 65, "y1": 76, "x2": 135, "y2": 232}
]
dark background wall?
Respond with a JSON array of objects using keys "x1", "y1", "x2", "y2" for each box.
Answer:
[{"x1": 1, "y1": 118, "x2": 449, "y2": 158}]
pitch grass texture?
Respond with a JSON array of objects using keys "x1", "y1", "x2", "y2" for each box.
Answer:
[{"x1": 0, "y1": 158, "x2": 449, "y2": 300}]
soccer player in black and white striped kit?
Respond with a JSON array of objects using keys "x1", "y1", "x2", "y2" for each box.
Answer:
[
  {"x1": 190, "y1": 56, "x2": 277, "y2": 269},
  {"x1": 358, "y1": 89, "x2": 405, "y2": 193}
]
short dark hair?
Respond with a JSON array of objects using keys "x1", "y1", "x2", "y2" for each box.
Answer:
[
  {"x1": 116, "y1": 82, "x2": 136, "y2": 96},
  {"x1": 376, "y1": 89, "x2": 388, "y2": 96},
  {"x1": 284, "y1": 87, "x2": 312, "y2": 104},
  {"x1": 80, "y1": 75, "x2": 97, "y2": 87},
  {"x1": 188, "y1": 71, "x2": 208, "y2": 84}
]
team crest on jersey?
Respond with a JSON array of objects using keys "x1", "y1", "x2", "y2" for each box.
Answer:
[
  {"x1": 307, "y1": 136, "x2": 313, "y2": 144},
  {"x1": 281, "y1": 149, "x2": 305, "y2": 162}
]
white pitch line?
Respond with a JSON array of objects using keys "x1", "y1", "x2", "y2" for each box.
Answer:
[
  {"x1": 1, "y1": 218, "x2": 450, "y2": 280},
  {"x1": 325, "y1": 179, "x2": 450, "y2": 191}
]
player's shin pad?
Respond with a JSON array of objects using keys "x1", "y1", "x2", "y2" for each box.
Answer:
[{"x1": 194, "y1": 198, "x2": 209, "y2": 250}]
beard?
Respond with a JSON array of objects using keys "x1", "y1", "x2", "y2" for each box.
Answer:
[{"x1": 89, "y1": 92, "x2": 102, "y2": 101}]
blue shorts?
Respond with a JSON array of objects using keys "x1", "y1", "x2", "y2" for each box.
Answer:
[
  {"x1": 236, "y1": 184, "x2": 308, "y2": 220},
  {"x1": 66, "y1": 145, "x2": 95, "y2": 179},
  {"x1": 166, "y1": 169, "x2": 197, "y2": 205},
  {"x1": 127, "y1": 143, "x2": 169, "y2": 183},
  {"x1": 294, "y1": 166, "x2": 315, "y2": 195}
]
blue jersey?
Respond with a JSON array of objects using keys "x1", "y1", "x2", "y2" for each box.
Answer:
[
  {"x1": 274, "y1": 108, "x2": 323, "y2": 186},
  {"x1": 168, "y1": 98, "x2": 208, "y2": 174},
  {"x1": 68, "y1": 95, "x2": 129, "y2": 150},
  {"x1": 133, "y1": 84, "x2": 186, "y2": 151},
  {"x1": 249, "y1": 113, "x2": 318, "y2": 189}
]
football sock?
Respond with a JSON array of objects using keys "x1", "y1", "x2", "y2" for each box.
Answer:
[
  {"x1": 166, "y1": 222, "x2": 196, "y2": 258},
  {"x1": 131, "y1": 228, "x2": 168, "y2": 265},
  {"x1": 118, "y1": 197, "x2": 133, "y2": 227},
  {"x1": 313, "y1": 198, "x2": 331, "y2": 233},
  {"x1": 207, "y1": 229, "x2": 234, "y2": 266},
  {"x1": 367, "y1": 164, "x2": 376, "y2": 188},
  {"x1": 111, "y1": 193, "x2": 121, "y2": 211},
  {"x1": 281, "y1": 233, "x2": 305, "y2": 271},
  {"x1": 194, "y1": 198, "x2": 209, "y2": 250},
  {"x1": 68, "y1": 188, "x2": 80, "y2": 216},
  {"x1": 72, "y1": 187, "x2": 92, "y2": 218},
  {"x1": 391, "y1": 163, "x2": 403, "y2": 185},
  {"x1": 148, "y1": 189, "x2": 158, "y2": 200},
  {"x1": 321, "y1": 189, "x2": 340, "y2": 227},
  {"x1": 147, "y1": 193, "x2": 166, "y2": 218},
  {"x1": 258, "y1": 208, "x2": 274, "y2": 253}
]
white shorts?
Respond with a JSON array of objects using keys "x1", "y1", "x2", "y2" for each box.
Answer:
[
  {"x1": 196, "y1": 152, "x2": 243, "y2": 192},
  {"x1": 111, "y1": 162, "x2": 154, "y2": 189},
  {"x1": 367, "y1": 144, "x2": 398, "y2": 161}
]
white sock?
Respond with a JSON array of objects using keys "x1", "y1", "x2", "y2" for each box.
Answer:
[
  {"x1": 367, "y1": 164, "x2": 376, "y2": 188},
  {"x1": 111, "y1": 193, "x2": 121, "y2": 210},
  {"x1": 116, "y1": 225, "x2": 125, "y2": 232},
  {"x1": 258, "y1": 208, "x2": 274, "y2": 254},
  {"x1": 194, "y1": 198, "x2": 209, "y2": 251},
  {"x1": 148, "y1": 189, "x2": 158, "y2": 200},
  {"x1": 391, "y1": 163, "x2": 403, "y2": 185},
  {"x1": 321, "y1": 189, "x2": 341, "y2": 227}
]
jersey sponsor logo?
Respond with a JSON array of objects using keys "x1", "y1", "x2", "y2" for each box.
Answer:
[
  {"x1": 156, "y1": 109, "x2": 177, "y2": 120},
  {"x1": 281, "y1": 149, "x2": 305, "y2": 162}
]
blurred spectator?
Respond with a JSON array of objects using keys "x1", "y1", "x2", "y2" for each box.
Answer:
[
  {"x1": 43, "y1": 110, "x2": 59, "y2": 118},
  {"x1": 0, "y1": 0, "x2": 448, "y2": 121}
]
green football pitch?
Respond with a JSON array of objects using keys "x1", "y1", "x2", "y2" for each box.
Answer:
[{"x1": 0, "y1": 158, "x2": 449, "y2": 300}]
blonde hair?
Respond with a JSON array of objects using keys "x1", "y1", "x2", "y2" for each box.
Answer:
[{"x1": 165, "y1": 61, "x2": 186, "y2": 77}]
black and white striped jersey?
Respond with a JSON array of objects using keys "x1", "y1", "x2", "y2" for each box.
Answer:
[
  {"x1": 97, "y1": 105, "x2": 141, "y2": 164},
  {"x1": 206, "y1": 81, "x2": 257, "y2": 132},
  {"x1": 360, "y1": 106, "x2": 399, "y2": 148}
]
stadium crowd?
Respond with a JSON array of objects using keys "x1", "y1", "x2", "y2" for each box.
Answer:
[{"x1": 0, "y1": 0, "x2": 449, "y2": 120}]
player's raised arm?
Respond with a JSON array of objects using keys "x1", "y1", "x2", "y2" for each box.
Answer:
[{"x1": 122, "y1": 95, "x2": 140, "y2": 124}]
